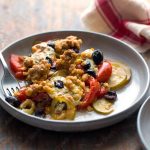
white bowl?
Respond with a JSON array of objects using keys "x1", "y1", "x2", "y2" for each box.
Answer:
[
  {"x1": 0, "y1": 30, "x2": 149, "y2": 131},
  {"x1": 137, "y1": 96, "x2": 150, "y2": 149}
]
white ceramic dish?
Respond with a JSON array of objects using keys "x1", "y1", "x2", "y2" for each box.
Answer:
[
  {"x1": 137, "y1": 96, "x2": 150, "y2": 149},
  {"x1": 0, "y1": 31, "x2": 149, "y2": 131}
]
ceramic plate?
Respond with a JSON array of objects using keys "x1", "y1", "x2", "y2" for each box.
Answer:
[
  {"x1": 137, "y1": 96, "x2": 150, "y2": 149},
  {"x1": 0, "y1": 31, "x2": 149, "y2": 131}
]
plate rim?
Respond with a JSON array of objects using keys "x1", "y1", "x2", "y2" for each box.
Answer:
[{"x1": 137, "y1": 96, "x2": 150, "y2": 149}]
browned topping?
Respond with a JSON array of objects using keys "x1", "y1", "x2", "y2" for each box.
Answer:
[
  {"x1": 12, "y1": 35, "x2": 121, "y2": 120},
  {"x1": 56, "y1": 49, "x2": 78, "y2": 69},
  {"x1": 23, "y1": 56, "x2": 34, "y2": 68},
  {"x1": 25, "y1": 61, "x2": 51, "y2": 82},
  {"x1": 55, "y1": 36, "x2": 82, "y2": 54}
]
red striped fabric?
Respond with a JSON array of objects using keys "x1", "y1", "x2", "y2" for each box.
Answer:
[{"x1": 95, "y1": 0, "x2": 147, "y2": 44}]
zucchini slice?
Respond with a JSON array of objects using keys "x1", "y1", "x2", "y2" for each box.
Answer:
[
  {"x1": 108, "y1": 63, "x2": 127, "y2": 90},
  {"x1": 111, "y1": 61, "x2": 131, "y2": 83},
  {"x1": 93, "y1": 98, "x2": 114, "y2": 114}
]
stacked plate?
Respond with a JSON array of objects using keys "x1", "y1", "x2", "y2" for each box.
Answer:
[{"x1": 137, "y1": 96, "x2": 150, "y2": 149}]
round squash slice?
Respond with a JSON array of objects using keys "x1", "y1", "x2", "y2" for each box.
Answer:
[
  {"x1": 93, "y1": 98, "x2": 114, "y2": 114},
  {"x1": 108, "y1": 61, "x2": 131, "y2": 90},
  {"x1": 111, "y1": 61, "x2": 131, "y2": 83}
]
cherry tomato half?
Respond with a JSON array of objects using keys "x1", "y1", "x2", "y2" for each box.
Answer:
[
  {"x1": 78, "y1": 78, "x2": 100, "y2": 109},
  {"x1": 10, "y1": 54, "x2": 25, "y2": 79},
  {"x1": 96, "y1": 86, "x2": 108, "y2": 98},
  {"x1": 16, "y1": 88, "x2": 27, "y2": 102},
  {"x1": 97, "y1": 61, "x2": 112, "y2": 82}
]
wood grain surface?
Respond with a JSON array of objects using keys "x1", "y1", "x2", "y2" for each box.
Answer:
[{"x1": 0, "y1": 0, "x2": 144, "y2": 149}]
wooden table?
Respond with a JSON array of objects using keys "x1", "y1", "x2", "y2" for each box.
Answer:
[{"x1": 0, "y1": 0, "x2": 147, "y2": 149}]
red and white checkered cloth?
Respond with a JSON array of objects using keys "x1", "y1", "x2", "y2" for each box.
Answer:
[{"x1": 81, "y1": 0, "x2": 150, "y2": 53}]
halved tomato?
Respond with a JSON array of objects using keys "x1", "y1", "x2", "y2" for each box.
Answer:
[
  {"x1": 97, "y1": 61, "x2": 112, "y2": 82},
  {"x1": 10, "y1": 54, "x2": 25, "y2": 79},
  {"x1": 15, "y1": 88, "x2": 27, "y2": 102},
  {"x1": 78, "y1": 77, "x2": 100, "y2": 109},
  {"x1": 10, "y1": 54, "x2": 24, "y2": 72},
  {"x1": 96, "y1": 86, "x2": 108, "y2": 99}
]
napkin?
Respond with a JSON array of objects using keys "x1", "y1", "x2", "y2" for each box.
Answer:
[{"x1": 81, "y1": 0, "x2": 150, "y2": 53}]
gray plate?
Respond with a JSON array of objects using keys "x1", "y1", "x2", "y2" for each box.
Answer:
[
  {"x1": 0, "y1": 31, "x2": 149, "y2": 131},
  {"x1": 137, "y1": 96, "x2": 150, "y2": 149}
]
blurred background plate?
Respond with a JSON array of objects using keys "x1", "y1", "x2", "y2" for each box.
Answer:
[
  {"x1": 137, "y1": 96, "x2": 150, "y2": 149},
  {"x1": 0, "y1": 31, "x2": 149, "y2": 131}
]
